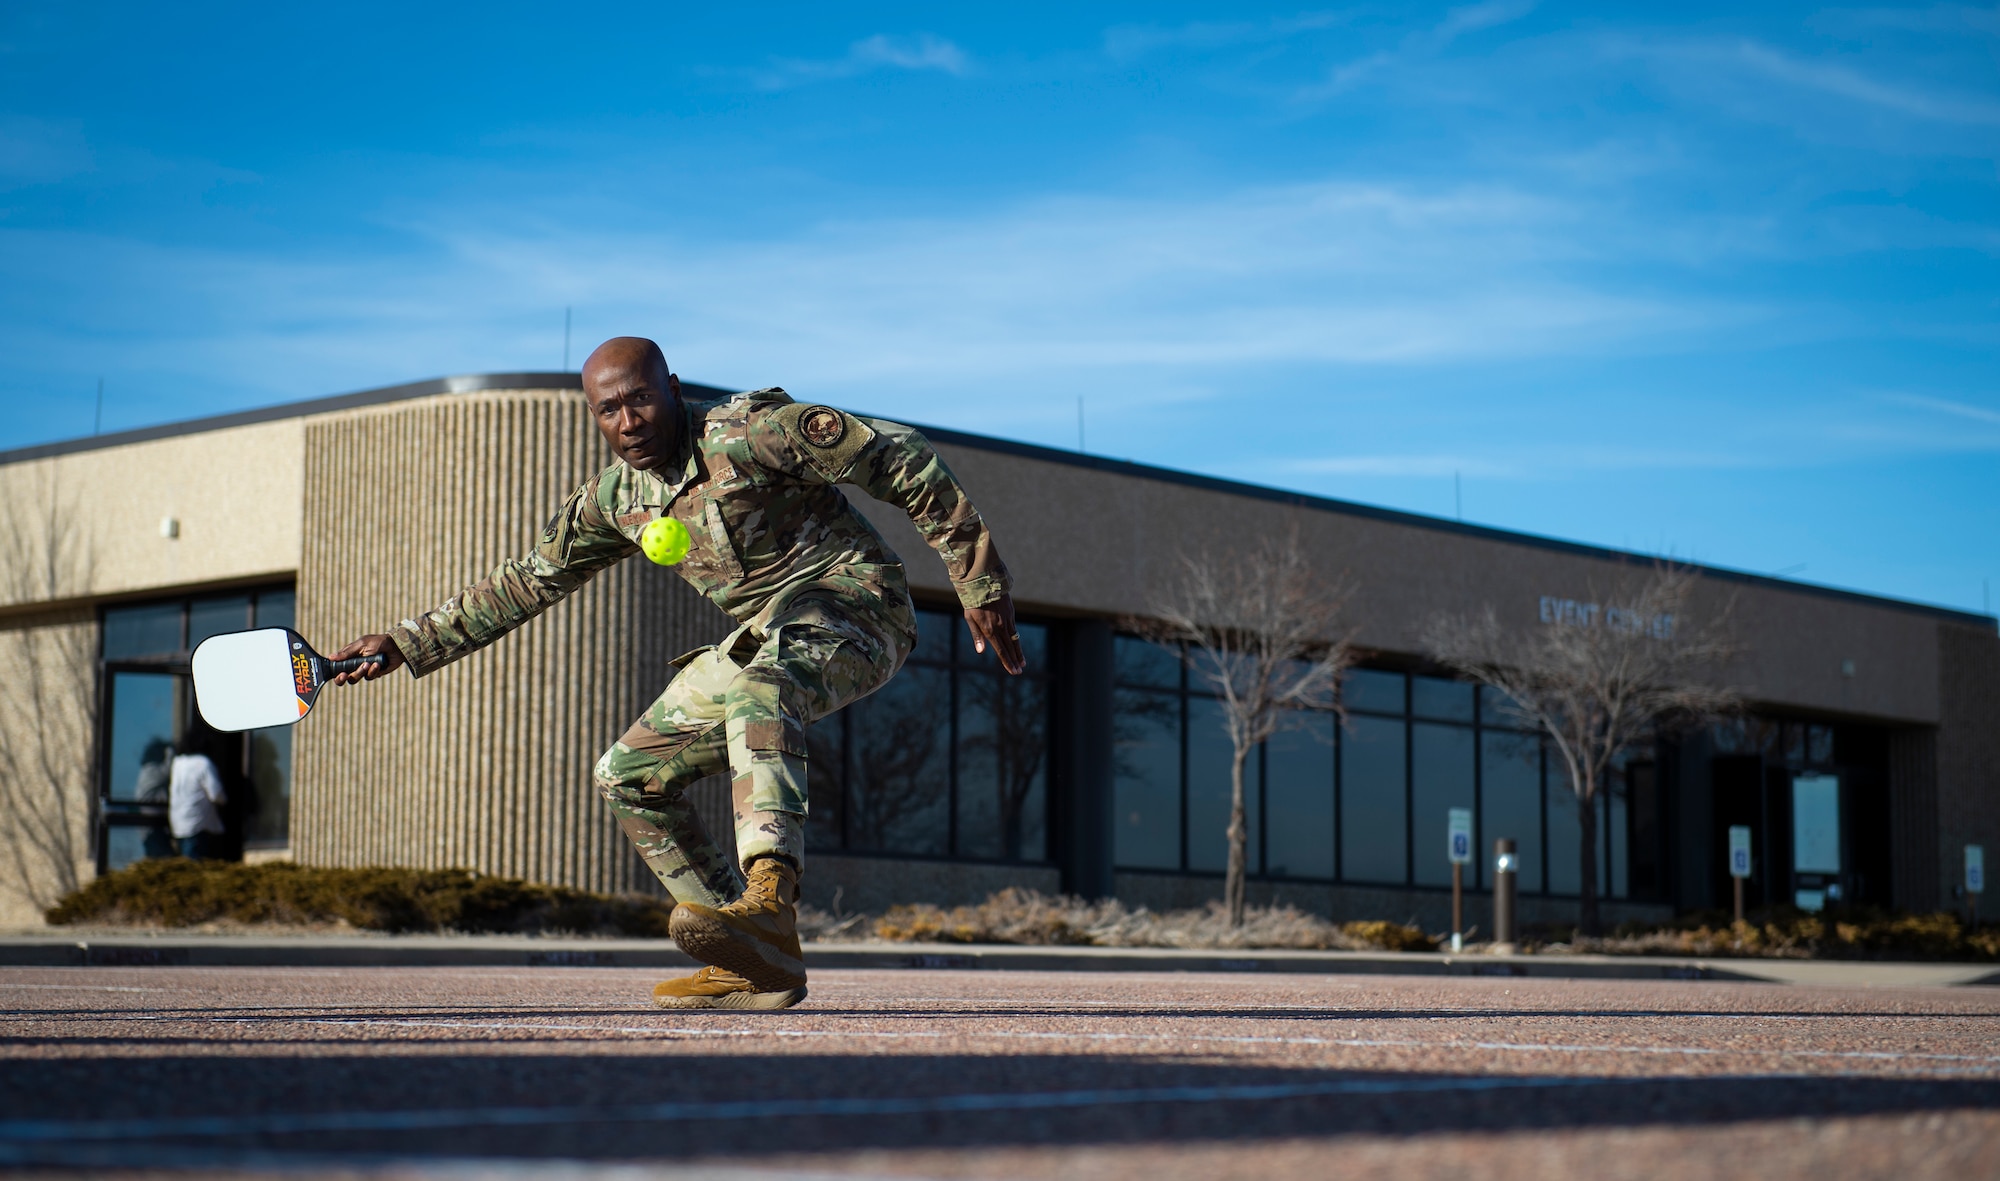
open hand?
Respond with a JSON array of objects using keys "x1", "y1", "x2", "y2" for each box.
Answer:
[{"x1": 964, "y1": 596, "x2": 1026, "y2": 675}]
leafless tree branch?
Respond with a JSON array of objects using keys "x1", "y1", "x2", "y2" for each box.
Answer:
[
  {"x1": 0, "y1": 470, "x2": 98, "y2": 916},
  {"x1": 1135, "y1": 521, "x2": 1355, "y2": 927},
  {"x1": 1424, "y1": 561, "x2": 1740, "y2": 934}
]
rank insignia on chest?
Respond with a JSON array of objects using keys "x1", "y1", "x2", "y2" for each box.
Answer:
[{"x1": 800, "y1": 406, "x2": 846, "y2": 448}]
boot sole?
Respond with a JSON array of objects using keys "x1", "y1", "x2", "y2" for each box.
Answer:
[
  {"x1": 653, "y1": 986, "x2": 807, "y2": 1011},
  {"x1": 670, "y1": 906, "x2": 807, "y2": 993}
]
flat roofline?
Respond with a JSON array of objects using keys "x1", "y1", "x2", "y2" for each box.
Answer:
[{"x1": 4, "y1": 371, "x2": 1993, "y2": 631}]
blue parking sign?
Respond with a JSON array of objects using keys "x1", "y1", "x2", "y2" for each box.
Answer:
[{"x1": 1447, "y1": 808, "x2": 1473, "y2": 865}]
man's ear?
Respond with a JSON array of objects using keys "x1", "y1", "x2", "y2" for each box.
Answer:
[{"x1": 666, "y1": 373, "x2": 681, "y2": 399}]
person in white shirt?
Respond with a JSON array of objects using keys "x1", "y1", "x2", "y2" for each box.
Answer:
[{"x1": 168, "y1": 742, "x2": 228, "y2": 860}]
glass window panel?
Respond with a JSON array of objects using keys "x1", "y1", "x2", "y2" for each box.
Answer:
[
  {"x1": 804, "y1": 718, "x2": 845, "y2": 849},
  {"x1": 1012, "y1": 622, "x2": 1049, "y2": 672},
  {"x1": 957, "y1": 671, "x2": 1050, "y2": 861},
  {"x1": 1548, "y1": 776, "x2": 1584, "y2": 895},
  {"x1": 1411, "y1": 677, "x2": 1474, "y2": 723},
  {"x1": 245, "y1": 727, "x2": 293, "y2": 846},
  {"x1": 1340, "y1": 714, "x2": 1407, "y2": 883},
  {"x1": 1186, "y1": 697, "x2": 1251, "y2": 874},
  {"x1": 1480, "y1": 685, "x2": 1531, "y2": 728},
  {"x1": 1342, "y1": 668, "x2": 1405, "y2": 715},
  {"x1": 105, "y1": 821, "x2": 175, "y2": 871},
  {"x1": 1480, "y1": 731, "x2": 1542, "y2": 893},
  {"x1": 1411, "y1": 722, "x2": 1475, "y2": 887},
  {"x1": 108, "y1": 672, "x2": 183, "y2": 803},
  {"x1": 910, "y1": 609, "x2": 957, "y2": 665},
  {"x1": 1113, "y1": 687, "x2": 1181, "y2": 869},
  {"x1": 1806, "y1": 725, "x2": 1834, "y2": 768},
  {"x1": 846, "y1": 667, "x2": 951, "y2": 855},
  {"x1": 1115, "y1": 635, "x2": 1181, "y2": 688},
  {"x1": 1782, "y1": 723, "x2": 1805, "y2": 767},
  {"x1": 1265, "y1": 713, "x2": 1335, "y2": 879},
  {"x1": 254, "y1": 589, "x2": 296, "y2": 631},
  {"x1": 103, "y1": 602, "x2": 182, "y2": 660},
  {"x1": 1609, "y1": 788, "x2": 1628, "y2": 898},
  {"x1": 187, "y1": 595, "x2": 252, "y2": 652}
]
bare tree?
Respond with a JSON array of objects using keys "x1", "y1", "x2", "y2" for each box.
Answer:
[
  {"x1": 960, "y1": 671, "x2": 1049, "y2": 860},
  {"x1": 1143, "y1": 524, "x2": 1355, "y2": 927},
  {"x1": 0, "y1": 475, "x2": 98, "y2": 916},
  {"x1": 1425, "y1": 562, "x2": 1738, "y2": 935}
]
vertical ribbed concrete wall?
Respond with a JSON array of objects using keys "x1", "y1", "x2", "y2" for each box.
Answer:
[{"x1": 292, "y1": 389, "x2": 734, "y2": 893}]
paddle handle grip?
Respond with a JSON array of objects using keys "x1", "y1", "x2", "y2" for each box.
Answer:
[{"x1": 323, "y1": 653, "x2": 388, "y2": 676}]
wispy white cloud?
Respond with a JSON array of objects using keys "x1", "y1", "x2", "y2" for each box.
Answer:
[
  {"x1": 0, "y1": 173, "x2": 1755, "y2": 445},
  {"x1": 745, "y1": 33, "x2": 969, "y2": 90},
  {"x1": 1102, "y1": 11, "x2": 1350, "y2": 60},
  {"x1": 1894, "y1": 392, "x2": 2000, "y2": 427},
  {"x1": 1604, "y1": 34, "x2": 2000, "y2": 129},
  {"x1": 1296, "y1": 0, "x2": 1538, "y2": 99},
  {"x1": 1725, "y1": 40, "x2": 2000, "y2": 125}
]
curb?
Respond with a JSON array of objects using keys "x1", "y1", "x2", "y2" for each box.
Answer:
[{"x1": 6, "y1": 935, "x2": 1995, "y2": 986}]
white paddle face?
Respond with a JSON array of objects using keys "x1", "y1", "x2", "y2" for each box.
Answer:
[{"x1": 192, "y1": 628, "x2": 308, "y2": 731}]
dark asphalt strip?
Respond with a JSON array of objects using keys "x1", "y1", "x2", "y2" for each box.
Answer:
[{"x1": 0, "y1": 1074, "x2": 1654, "y2": 1144}]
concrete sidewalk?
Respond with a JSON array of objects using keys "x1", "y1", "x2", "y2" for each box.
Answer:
[{"x1": 3, "y1": 931, "x2": 1996, "y2": 987}]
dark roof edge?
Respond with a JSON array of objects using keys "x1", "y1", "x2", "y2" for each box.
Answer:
[
  {"x1": 3, "y1": 372, "x2": 1990, "y2": 631},
  {"x1": 910, "y1": 422, "x2": 2000, "y2": 632},
  {"x1": 0, "y1": 373, "x2": 607, "y2": 465}
]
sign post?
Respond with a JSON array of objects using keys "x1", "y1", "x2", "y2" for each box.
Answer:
[
  {"x1": 1968, "y1": 845, "x2": 1985, "y2": 930},
  {"x1": 1728, "y1": 825, "x2": 1753, "y2": 925},
  {"x1": 1447, "y1": 809, "x2": 1473, "y2": 953}
]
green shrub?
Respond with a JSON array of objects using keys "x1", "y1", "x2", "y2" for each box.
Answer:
[{"x1": 46, "y1": 860, "x2": 674, "y2": 937}]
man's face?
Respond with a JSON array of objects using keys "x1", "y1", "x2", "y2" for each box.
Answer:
[{"x1": 585, "y1": 366, "x2": 681, "y2": 470}]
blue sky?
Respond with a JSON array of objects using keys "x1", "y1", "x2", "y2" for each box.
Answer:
[{"x1": 3, "y1": 3, "x2": 1996, "y2": 614}]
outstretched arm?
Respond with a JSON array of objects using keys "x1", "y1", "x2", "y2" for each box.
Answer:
[{"x1": 331, "y1": 474, "x2": 637, "y2": 685}]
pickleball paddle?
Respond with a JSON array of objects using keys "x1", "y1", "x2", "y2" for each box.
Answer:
[{"x1": 190, "y1": 628, "x2": 386, "y2": 731}]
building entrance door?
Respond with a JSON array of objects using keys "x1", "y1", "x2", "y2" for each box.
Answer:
[{"x1": 1791, "y1": 772, "x2": 1842, "y2": 911}]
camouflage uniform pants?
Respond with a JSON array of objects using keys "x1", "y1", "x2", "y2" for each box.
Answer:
[{"x1": 594, "y1": 576, "x2": 916, "y2": 908}]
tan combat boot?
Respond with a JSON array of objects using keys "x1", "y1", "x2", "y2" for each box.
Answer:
[
  {"x1": 651, "y1": 964, "x2": 806, "y2": 1011},
  {"x1": 668, "y1": 856, "x2": 806, "y2": 993}
]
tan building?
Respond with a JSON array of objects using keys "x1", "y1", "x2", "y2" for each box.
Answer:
[{"x1": 2, "y1": 373, "x2": 1994, "y2": 930}]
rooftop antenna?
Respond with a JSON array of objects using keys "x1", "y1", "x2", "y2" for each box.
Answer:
[
  {"x1": 93, "y1": 378, "x2": 103, "y2": 436},
  {"x1": 563, "y1": 307, "x2": 572, "y2": 371}
]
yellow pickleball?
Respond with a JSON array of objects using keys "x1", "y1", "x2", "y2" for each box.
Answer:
[{"x1": 640, "y1": 516, "x2": 691, "y2": 566}]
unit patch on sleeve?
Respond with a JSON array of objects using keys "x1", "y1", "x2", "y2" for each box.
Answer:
[
  {"x1": 800, "y1": 406, "x2": 846, "y2": 448},
  {"x1": 771, "y1": 402, "x2": 877, "y2": 482}
]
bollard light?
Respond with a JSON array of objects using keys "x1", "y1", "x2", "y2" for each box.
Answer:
[{"x1": 1493, "y1": 838, "x2": 1519, "y2": 950}]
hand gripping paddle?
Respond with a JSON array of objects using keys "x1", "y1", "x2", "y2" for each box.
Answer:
[{"x1": 191, "y1": 628, "x2": 387, "y2": 732}]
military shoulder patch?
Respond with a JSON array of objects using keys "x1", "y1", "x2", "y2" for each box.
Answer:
[
  {"x1": 769, "y1": 402, "x2": 876, "y2": 482},
  {"x1": 800, "y1": 405, "x2": 846, "y2": 447}
]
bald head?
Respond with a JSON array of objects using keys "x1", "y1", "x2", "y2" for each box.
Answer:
[
  {"x1": 583, "y1": 336, "x2": 669, "y2": 392},
  {"x1": 581, "y1": 336, "x2": 681, "y2": 471}
]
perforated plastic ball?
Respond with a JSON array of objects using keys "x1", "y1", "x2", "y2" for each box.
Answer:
[{"x1": 640, "y1": 517, "x2": 691, "y2": 566}]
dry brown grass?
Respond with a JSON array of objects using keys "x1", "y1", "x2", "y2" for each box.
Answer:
[
  {"x1": 1543, "y1": 908, "x2": 2000, "y2": 961},
  {"x1": 802, "y1": 887, "x2": 1435, "y2": 952}
]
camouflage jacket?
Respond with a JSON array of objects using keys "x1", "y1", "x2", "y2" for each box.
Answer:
[{"x1": 389, "y1": 388, "x2": 1012, "y2": 678}]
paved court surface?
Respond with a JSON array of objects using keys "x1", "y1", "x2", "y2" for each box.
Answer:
[{"x1": 3, "y1": 966, "x2": 1998, "y2": 1179}]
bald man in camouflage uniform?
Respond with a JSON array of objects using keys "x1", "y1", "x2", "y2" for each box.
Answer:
[{"x1": 333, "y1": 337, "x2": 1025, "y2": 1010}]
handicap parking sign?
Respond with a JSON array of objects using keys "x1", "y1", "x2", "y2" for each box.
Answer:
[
  {"x1": 1728, "y1": 826, "x2": 1753, "y2": 879},
  {"x1": 1447, "y1": 808, "x2": 1473, "y2": 865}
]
